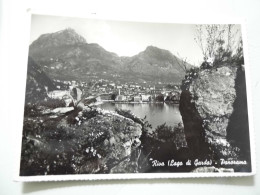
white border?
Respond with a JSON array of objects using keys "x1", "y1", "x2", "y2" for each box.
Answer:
[
  {"x1": 14, "y1": 9, "x2": 256, "y2": 182},
  {"x1": 15, "y1": 172, "x2": 255, "y2": 182},
  {"x1": 240, "y1": 19, "x2": 257, "y2": 176}
]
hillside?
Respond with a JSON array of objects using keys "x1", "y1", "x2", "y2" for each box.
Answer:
[
  {"x1": 122, "y1": 46, "x2": 191, "y2": 82},
  {"x1": 24, "y1": 56, "x2": 56, "y2": 104}
]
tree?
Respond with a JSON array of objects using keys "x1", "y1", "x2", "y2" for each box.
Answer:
[
  {"x1": 155, "y1": 94, "x2": 165, "y2": 102},
  {"x1": 172, "y1": 53, "x2": 190, "y2": 72},
  {"x1": 111, "y1": 93, "x2": 117, "y2": 101},
  {"x1": 154, "y1": 123, "x2": 175, "y2": 142},
  {"x1": 194, "y1": 24, "x2": 242, "y2": 66},
  {"x1": 73, "y1": 81, "x2": 98, "y2": 110}
]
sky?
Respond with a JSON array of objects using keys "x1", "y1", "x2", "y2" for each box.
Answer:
[{"x1": 30, "y1": 15, "x2": 209, "y2": 66}]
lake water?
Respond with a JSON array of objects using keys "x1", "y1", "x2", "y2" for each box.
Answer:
[{"x1": 99, "y1": 102, "x2": 183, "y2": 129}]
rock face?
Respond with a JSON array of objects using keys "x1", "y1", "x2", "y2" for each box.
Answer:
[
  {"x1": 179, "y1": 66, "x2": 250, "y2": 167},
  {"x1": 226, "y1": 66, "x2": 251, "y2": 165},
  {"x1": 190, "y1": 66, "x2": 237, "y2": 156}
]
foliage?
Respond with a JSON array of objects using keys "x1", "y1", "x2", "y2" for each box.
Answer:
[
  {"x1": 155, "y1": 94, "x2": 164, "y2": 102},
  {"x1": 153, "y1": 122, "x2": 187, "y2": 148},
  {"x1": 40, "y1": 98, "x2": 66, "y2": 108},
  {"x1": 195, "y1": 24, "x2": 244, "y2": 67},
  {"x1": 154, "y1": 123, "x2": 175, "y2": 142},
  {"x1": 173, "y1": 53, "x2": 190, "y2": 72},
  {"x1": 24, "y1": 98, "x2": 66, "y2": 117},
  {"x1": 111, "y1": 93, "x2": 117, "y2": 101},
  {"x1": 20, "y1": 106, "x2": 144, "y2": 175},
  {"x1": 20, "y1": 114, "x2": 108, "y2": 175},
  {"x1": 181, "y1": 67, "x2": 200, "y2": 91}
]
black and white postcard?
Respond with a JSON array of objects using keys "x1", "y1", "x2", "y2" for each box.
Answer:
[{"x1": 16, "y1": 13, "x2": 255, "y2": 181}]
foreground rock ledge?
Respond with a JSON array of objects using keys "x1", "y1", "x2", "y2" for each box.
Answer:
[{"x1": 20, "y1": 107, "x2": 143, "y2": 175}]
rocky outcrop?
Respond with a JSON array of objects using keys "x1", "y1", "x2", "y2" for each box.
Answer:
[
  {"x1": 191, "y1": 67, "x2": 236, "y2": 138},
  {"x1": 20, "y1": 107, "x2": 142, "y2": 175},
  {"x1": 179, "y1": 66, "x2": 251, "y2": 171}
]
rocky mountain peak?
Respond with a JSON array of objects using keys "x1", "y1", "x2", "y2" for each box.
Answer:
[
  {"x1": 30, "y1": 28, "x2": 86, "y2": 49},
  {"x1": 143, "y1": 45, "x2": 172, "y2": 56}
]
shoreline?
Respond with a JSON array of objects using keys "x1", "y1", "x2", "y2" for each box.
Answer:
[{"x1": 102, "y1": 100, "x2": 179, "y2": 104}]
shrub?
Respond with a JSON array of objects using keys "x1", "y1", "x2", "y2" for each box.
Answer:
[{"x1": 154, "y1": 123, "x2": 175, "y2": 142}]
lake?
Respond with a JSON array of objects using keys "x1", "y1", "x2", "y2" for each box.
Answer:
[{"x1": 99, "y1": 102, "x2": 183, "y2": 130}]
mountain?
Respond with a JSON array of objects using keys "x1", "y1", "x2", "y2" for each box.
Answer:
[
  {"x1": 121, "y1": 46, "x2": 190, "y2": 81},
  {"x1": 24, "y1": 57, "x2": 56, "y2": 104},
  {"x1": 30, "y1": 28, "x2": 86, "y2": 49},
  {"x1": 29, "y1": 28, "x2": 122, "y2": 81},
  {"x1": 29, "y1": 28, "x2": 191, "y2": 84}
]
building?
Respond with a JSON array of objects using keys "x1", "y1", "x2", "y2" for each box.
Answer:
[
  {"x1": 150, "y1": 89, "x2": 162, "y2": 95},
  {"x1": 115, "y1": 95, "x2": 127, "y2": 102},
  {"x1": 133, "y1": 96, "x2": 142, "y2": 102},
  {"x1": 47, "y1": 90, "x2": 70, "y2": 99},
  {"x1": 141, "y1": 95, "x2": 151, "y2": 102}
]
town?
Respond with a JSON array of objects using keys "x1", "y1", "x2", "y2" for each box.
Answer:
[{"x1": 47, "y1": 78, "x2": 181, "y2": 106}]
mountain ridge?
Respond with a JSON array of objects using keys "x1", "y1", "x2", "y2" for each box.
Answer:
[{"x1": 29, "y1": 28, "x2": 192, "y2": 83}]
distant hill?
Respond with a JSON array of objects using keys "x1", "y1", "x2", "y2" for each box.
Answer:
[{"x1": 29, "y1": 28, "x2": 192, "y2": 84}]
